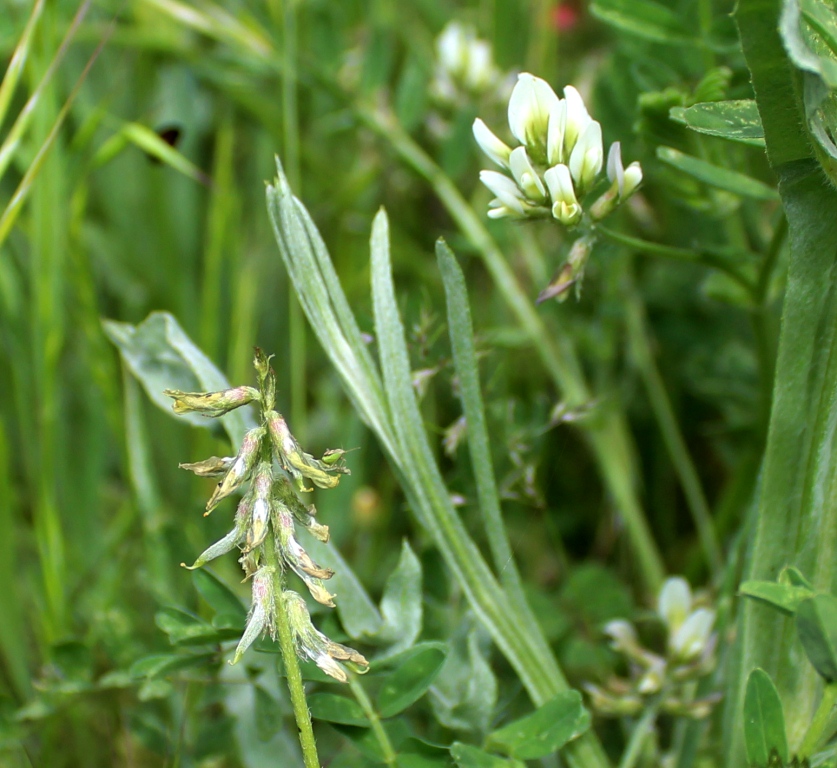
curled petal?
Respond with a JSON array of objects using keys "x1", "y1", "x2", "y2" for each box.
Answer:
[
  {"x1": 473, "y1": 118, "x2": 512, "y2": 169},
  {"x1": 562, "y1": 85, "x2": 592, "y2": 155},
  {"x1": 509, "y1": 146, "x2": 546, "y2": 201},
  {"x1": 658, "y1": 576, "x2": 692, "y2": 634},
  {"x1": 479, "y1": 170, "x2": 529, "y2": 215},
  {"x1": 606, "y1": 142, "x2": 624, "y2": 194},
  {"x1": 622, "y1": 162, "x2": 643, "y2": 198},
  {"x1": 568, "y1": 120, "x2": 603, "y2": 193}
]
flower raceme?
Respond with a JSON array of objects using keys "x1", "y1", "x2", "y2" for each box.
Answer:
[
  {"x1": 473, "y1": 73, "x2": 642, "y2": 225},
  {"x1": 164, "y1": 349, "x2": 368, "y2": 682}
]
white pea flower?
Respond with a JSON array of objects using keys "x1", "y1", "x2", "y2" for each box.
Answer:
[
  {"x1": 657, "y1": 576, "x2": 716, "y2": 661},
  {"x1": 432, "y1": 22, "x2": 502, "y2": 103},
  {"x1": 473, "y1": 72, "x2": 641, "y2": 226}
]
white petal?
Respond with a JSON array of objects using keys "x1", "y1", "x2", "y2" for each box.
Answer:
[
  {"x1": 479, "y1": 170, "x2": 528, "y2": 214},
  {"x1": 563, "y1": 84, "x2": 592, "y2": 154},
  {"x1": 622, "y1": 161, "x2": 643, "y2": 198},
  {"x1": 607, "y1": 141, "x2": 624, "y2": 193},
  {"x1": 543, "y1": 164, "x2": 577, "y2": 205},
  {"x1": 509, "y1": 146, "x2": 546, "y2": 200},
  {"x1": 465, "y1": 40, "x2": 492, "y2": 90},
  {"x1": 569, "y1": 120, "x2": 603, "y2": 192},
  {"x1": 670, "y1": 608, "x2": 716, "y2": 660},
  {"x1": 437, "y1": 22, "x2": 466, "y2": 75},
  {"x1": 547, "y1": 99, "x2": 567, "y2": 165},
  {"x1": 508, "y1": 73, "x2": 560, "y2": 150},
  {"x1": 473, "y1": 118, "x2": 512, "y2": 168},
  {"x1": 658, "y1": 576, "x2": 692, "y2": 633}
]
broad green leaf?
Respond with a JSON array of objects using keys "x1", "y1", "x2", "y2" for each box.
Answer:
[
  {"x1": 485, "y1": 691, "x2": 590, "y2": 760},
  {"x1": 332, "y1": 720, "x2": 412, "y2": 763},
  {"x1": 590, "y1": 0, "x2": 695, "y2": 44},
  {"x1": 308, "y1": 693, "x2": 370, "y2": 727},
  {"x1": 743, "y1": 669, "x2": 788, "y2": 767},
  {"x1": 781, "y1": 0, "x2": 837, "y2": 89},
  {"x1": 451, "y1": 743, "x2": 525, "y2": 768},
  {"x1": 130, "y1": 652, "x2": 216, "y2": 679},
  {"x1": 376, "y1": 539, "x2": 423, "y2": 657},
  {"x1": 739, "y1": 580, "x2": 814, "y2": 615},
  {"x1": 155, "y1": 607, "x2": 221, "y2": 646},
  {"x1": 254, "y1": 686, "x2": 282, "y2": 742},
  {"x1": 377, "y1": 643, "x2": 448, "y2": 718},
  {"x1": 397, "y1": 738, "x2": 454, "y2": 768},
  {"x1": 191, "y1": 569, "x2": 246, "y2": 620},
  {"x1": 657, "y1": 146, "x2": 779, "y2": 200},
  {"x1": 103, "y1": 311, "x2": 255, "y2": 445},
  {"x1": 670, "y1": 100, "x2": 765, "y2": 146},
  {"x1": 796, "y1": 595, "x2": 837, "y2": 680},
  {"x1": 430, "y1": 622, "x2": 497, "y2": 733}
]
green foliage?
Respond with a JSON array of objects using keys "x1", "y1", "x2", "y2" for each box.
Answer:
[{"x1": 3, "y1": 0, "x2": 837, "y2": 765}]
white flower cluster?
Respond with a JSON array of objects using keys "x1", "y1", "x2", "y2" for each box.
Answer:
[
  {"x1": 473, "y1": 73, "x2": 642, "y2": 224},
  {"x1": 584, "y1": 577, "x2": 718, "y2": 719},
  {"x1": 431, "y1": 21, "x2": 504, "y2": 104}
]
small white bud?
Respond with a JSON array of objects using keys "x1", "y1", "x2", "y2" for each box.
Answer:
[
  {"x1": 658, "y1": 576, "x2": 692, "y2": 634},
  {"x1": 479, "y1": 170, "x2": 531, "y2": 216},
  {"x1": 670, "y1": 608, "x2": 716, "y2": 661},
  {"x1": 543, "y1": 164, "x2": 582, "y2": 226}
]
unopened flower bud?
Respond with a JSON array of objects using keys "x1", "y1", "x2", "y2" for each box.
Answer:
[
  {"x1": 164, "y1": 386, "x2": 259, "y2": 417},
  {"x1": 285, "y1": 590, "x2": 368, "y2": 682},
  {"x1": 543, "y1": 164, "x2": 581, "y2": 226},
  {"x1": 568, "y1": 120, "x2": 603, "y2": 194},
  {"x1": 231, "y1": 566, "x2": 276, "y2": 664},
  {"x1": 243, "y1": 462, "x2": 273, "y2": 551},
  {"x1": 183, "y1": 494, "x2": 252, "y2": 570},
  {"x1": 205, "y1": 426, "x2": 266, "y2": 514},
  {"x1": 473, "y1": 118, "x2": 512, "y2": 169},
  {"x1": 179, "y1": 456, "x2": 235, "y2": 477},
  {"x1": 670, "y1": 608, "x2": 716, "y2": 662},
  {"x1": 267, "y1": 410, "x2": 348, "y2": 490},
  {"x1": 658, "y1": 577, "x2": 692, "y2": 635},
  {"x1": 253, "y1": 348, "x2": 276, "y2": 411}
]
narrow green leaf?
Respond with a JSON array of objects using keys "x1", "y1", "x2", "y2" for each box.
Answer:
[
  {"x1": 739, "y1": 580, "x2": 814, "y2": 615},
  {"x1": 377, "y1": 643, "x2": 448, "y2": 718},
  {"x1": 796, "y1": 595, "x2": 837, "y2": 681},
  {"x1": 743, "y1": 669, "x2": 788, "y2": 767},
  {"x1": 397, "y1": 738, "x2": 454, "y2": 768},
  {"x1": 117, "y1": 121, "x2": 208, "y2": 185},
  {"x1": 671, "y1": 100, "x2": 765, "y2": 146},
  {"x1": 657, "y1": 146, "x2": 779, "y2": 200},
  {"x1": 590, "y1": 0, "x2": 695, "y2": 44},
  {"x1": 191, "y1": 570, "x2": 246, "y2": 619},
  {"x1": 376, "y1": 539, "x2": 423, "y2": 656},
  {"x1": 309, "y1": 693, "x2": 370, "y2": 727},
  {"x1": 451, "y1": 743, "x2": 525, "y2": 768},
  {"x1": 103, "y1": 311, "x2": 255, "y2": 445},
  {"x1": 486, "y1": 691, "x2": 590, "y2": 760}
]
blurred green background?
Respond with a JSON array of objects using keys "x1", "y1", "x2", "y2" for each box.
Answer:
[{"x1": 0, "y1": 0, "x2": 779, "y2": 764}]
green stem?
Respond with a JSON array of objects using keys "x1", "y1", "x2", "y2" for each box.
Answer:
[
  {"x1": 348, "y1": 676, "x2": 397, "y2": 767},
  {"x1": 624, "y1": 277, "x2": 722, "y2": 576},
  {"x1": 359, "y1": 103, "x2": 665, "y2": 596},
  {"x1": 274, "y1": 573, "x2": 320, "y2": 768},
  {"x1": 799, "y1": 682, "x2": 837, "y2": 758},
  {"x1": 596, "y1": 226, "x2": 754, "y2": 292},
  {"x1": 617, "y1": 703, "x2": 660, "y2": 768}
]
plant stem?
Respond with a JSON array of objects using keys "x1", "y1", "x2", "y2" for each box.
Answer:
[
  {"x1": 348, "y1": 676, "x2": 397, "y2": 767},
  {"x1": 799, "y1": 683, "x2": 837, "y2": 757},
  {"x1": 624, "y1": 277, "x2": 722, "y2": 576},
  {"x1": 273, "y1": 573, "x2": 320, "y2": 768},
  {"x1": 617, "y1": 703, "x2": 660, "y2": 768},
  {"x1": 596, "y1": 226, "x2": 754, "y2": 292}
]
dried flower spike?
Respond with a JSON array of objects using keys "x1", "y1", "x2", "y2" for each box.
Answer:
[{"x1": 167, "y1": 348, "x2": 367, "y2": 682}]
